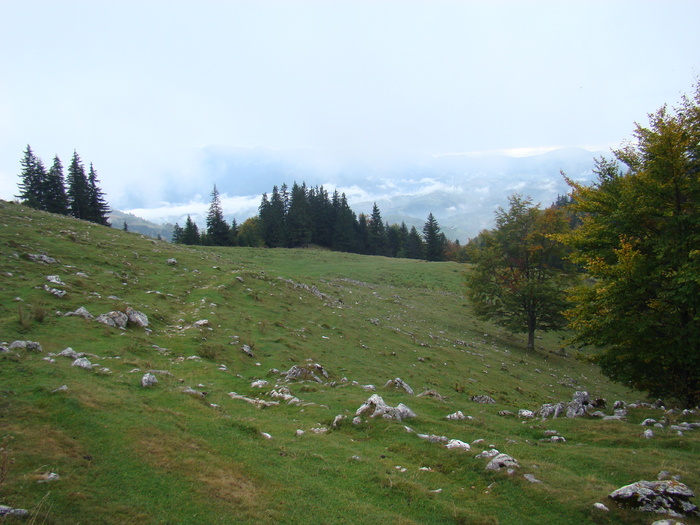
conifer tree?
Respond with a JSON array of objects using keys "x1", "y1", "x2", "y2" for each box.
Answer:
[
  {"x1": 286, "y1": 182, "x2": 312, "y2": 247},
  {"x1": 423, "y1": 213, "x2": 445, "y2": 261},
  {"x1": 181, "y1": 215, "x2": 200, "y2": 245},
  {"x1": 367, "y1": 203, "x2": 388, "y2": 255},
  {"x1": 67, "y1": 151, "x2": 91, "y2": 220},
  {"x1": 44, "y1": 155, "x2": 69, "y2": 215},
  {"x1": 332, "y1": 193, "x2": 357, "y2": 253},
  {"x1": 205, "y1": 185, "x2": 230, "y2": 246},
  {"x1": 16, "y1": 145, "x2": 47, "y2": 209},
  {"x1": 172, "y1": 223, "x2": 184, "y2": 243},
  {"x1": 87, "y1": 163, "x2": 110, "y2": 225},
  {"x1": 404, "y1": 226, "x2": 424, "y2": 259}
]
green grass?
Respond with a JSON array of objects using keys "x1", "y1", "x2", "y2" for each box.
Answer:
[{"x1": 1, "y1": 200, "x2": 699, "y2": 524}]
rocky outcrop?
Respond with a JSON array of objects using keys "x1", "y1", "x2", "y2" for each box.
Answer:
[
  {"x1": 471, "y1": 394, "x2": 496, "y2": 404},
  {"x1": 485, "y1": 453, "x2": 519, "y2": 472},
  {"x1": 609, "y1": 480, "x2": 699, "y2": 518},
  {"x1": 355, "y1": 394, "x2": 416, "y2": 422},
  {"x1": 96, "y1": 311, "x2": 129, "y2": 329}
]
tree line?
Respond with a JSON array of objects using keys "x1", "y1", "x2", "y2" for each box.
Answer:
[
  {"x1": 465, "y1": 83, "x2": 700, "y2": 407},
  {"x1": 15, "y1": 145, "x2": 110, "y2": 225},
  {"x1": 173, "y1": 182, "x2": 454, "y2": 262}
]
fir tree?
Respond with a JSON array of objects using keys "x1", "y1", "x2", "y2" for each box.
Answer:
[
  {"x1": 87, "y1": 163, "x2": 110, "y2": 225},
  {"x1": 181, "y1": 215, "x2": 200, "y2": 245},
  {"x1": 286, "y1": 182, "x2": 312, "y2": 247},
  {"x1": 205, "y1": 185, "x2": 230, "y2": 246},
  {"x1": 67, "y1": 151, "x2": 91, "y2": 220},
  {"x1": 16, "y1": 145, "x2": 47, "y2": 209},
  {"x1": 172, "y1": 223, "x2": 184, "y2": 243},
  {"x1": 44, "y1": 156, "x2": 69, "y2": 215},
  {"x1": 423, "y1": 213, "x2": 445, "y2": 261},
  {"x1": 367, "y1": 203, "x2": 388, "y2": 255},
  {"x1": 404, "y1": 226, "x2": 424, "y2": 259}
]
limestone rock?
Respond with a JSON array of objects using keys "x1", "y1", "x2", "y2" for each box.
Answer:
[
  {"x1": 141, "y1": 373, "x2": 158, "y2": 387},
  {"x1": 485, "y1": 453, "x2": 519, "y2": 471},
  {"x1": 539, "y1": 402, "x2": 566, "y2": 419},
  {"x1": 126, "y1": 307, "x2": 149, "y2": 328},
  {"x1": 72, "y1": 357, "x2": 93, "y2": 370},
  {"x1": 0, "y1": 505, "x2": 29, "y2": 518},
  {"x1": 471, "y1": 394, "x2": 496, "y2": 404},
  {"x1": 28, "y1": 253, "x2": 57, "y2": 264},
  {"x1": 96, "y1": 311, "x2": 128, "y2": 329},
  {"x1": 445, "y1": 439, "x2": 471, "y2": 451},
  {"x1": 9, "y1": 340, "x2": 42, "y2": 352},
  {"x1": 167, "y1": 258, "x2": 178, "y2": 265},
  {"x1": 384, "y1": 377, "x2": 414, "y2": 395},
  {"x1": 355, "y1": 394, "x2": 416, "y2": 422},
  {"x1": 446, "y1": 411, "x2": 467, "y2": 420},
  {"x1": 518, "y1": 409, "x2": 535, "y2": 419},
  {"x1": 58, "y1": 347, "x2": 83, "y2": 359},
  {"x1": 609, "y1": 480, "x2": 699, "y2": 517},
  {"x1": 284, "y1": 364, "x2": 323, "y2": 383},
  {"x1": 64, "y1": 306, "x2": 94, "y2": 319}
]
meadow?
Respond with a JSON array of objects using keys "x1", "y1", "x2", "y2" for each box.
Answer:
[{"x1": 1, "y1": 200, "x2": 698, "y2": 524}]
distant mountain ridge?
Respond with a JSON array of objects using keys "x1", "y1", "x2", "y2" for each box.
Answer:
[{"x1": 122, "y1": 146, "x2": 603, "y2": 241}]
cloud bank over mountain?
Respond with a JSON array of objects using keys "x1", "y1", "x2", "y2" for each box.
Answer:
[{"x1": 124, "y1": 146, "x2": 601, "y2": 241}]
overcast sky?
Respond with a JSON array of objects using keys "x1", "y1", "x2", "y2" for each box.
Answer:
[{"x1": 1, "y1": 0, "x2": 699, "y2": 218}]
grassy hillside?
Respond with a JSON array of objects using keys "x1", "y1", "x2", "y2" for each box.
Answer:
[{"x1": 1, "y1": 200, "x2": 698, "y2": 524}]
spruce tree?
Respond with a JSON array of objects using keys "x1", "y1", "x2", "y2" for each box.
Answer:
[
  {"x1": 44, "y1": 156, "x2": 69, "y2": 215},
  {"x1": 181, "y1": 215, "x2": 200, "y2": 245},
  {"x1": 286, "y1": 182, "x2": 312, "y2": 247},
  {"x1": 423, "y1": 213, "x2": 445, "y2": 261},
  {"x1": 16, "y1": 145, "x2": 47, "y2": 209},
  {"x1": 367, "y1": 203, "x2": 388, "y2": 255},
  {"x1": 205, "y1": 185, "x2": 230, "y2": 246},
  {"x1": 332, "y1": 193, "x2": 357, "y2": 253},
  {"x1": 171, "y1": 223, "x2": 184, "y2": 243},
  {"x1": 67, "y1": 151, "x2": 91, "y2": 220},
  {"x1": 405, "y1": 226, "x2": 424, "y2": 259},
  {"x1": 87, "y1": 163, "x2": 110, "y2": 225}
]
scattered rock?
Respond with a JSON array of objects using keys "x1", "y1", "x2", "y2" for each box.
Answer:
[
  {"x1": 355, "y1": 394, "x2": 416, "y2": 422},
  {"x1": 58, "y1": 347, "x2": 82, "y2": 359},
  {"x1": 182, "y1": 387, "x2": 206, "y2": 398},
  {"x1": 417, "y1": 434, "x2": 448, "y2": 443},
  {"x1": 284, "y1": 364, "x2": 324, "y2": 383},
  {"x1": 141, "y1": 373, "x2": 158, "y2": 387},
  {"x1": 518, "y1": 409, "x2": 535, "y2": 419},
  {"x1": 37, "y1": 472, "x2": 60, "y2": 483},
  {"x1": 446, "y1": 411, "x2": 468, "y2": 420},
  {"x1": 9, "y1": 340, "x2": 42, "y2": 352},
  {"x1": 96, "y1": 311, "x2": 128, "y2": 329},
  {"x1": 0, "y1": 505, "x2": 29, "y2": 518},
  {"x1": 71, "y1": 357, "x2": 93, "y2": 370},
  {"x1": 384, "y1": 377, "x2": 414, "y2": 395},
  {"x1": 524, "y1": 473, "x2": 542, "y2": 483},
  {"x1": 241, "y1": 344, "x2": 255, "y2": 357},
  {"x1": 475, "y1": 449, "x2": 500, "y2": 459},
  {"x1": 46, "y1": 275, "x2": 64, "y2": 285},
  {"x1": 126, "y1": 307, "x2": 149, "y2": 328},
  {"x1": 27, "y1": 253, "x2": 57, "y2": 264},
  {"x1": 609, "y1": 480, "x2": 699, "y2": 518},
  {"x1": 228, "y1": 392, "x2": 279, "y2": 408},
  {"x1": 566, "y1": 391, "x2": 590, "y2": 418},
  {"x1": 485, "y1": 453, "x2": 519, "y2": 471},
  {"x1": 444, "y1": 439, "x2": 471, "y2": 451},
  {"x1": 166, "y1": 258, "x2": 177, "y2": 265},
  {"x1": 51, "y1": 385, "x2": 69, "y2": 393},
  {"x1": 644, "y1": 429, "x2": 655, "y2": 439},
  {"x1": 417, "y1": 389, "x2": 445, "y2": 401},
  {"x1": 64, "y1": 306, "x2": 94, "y2": 319},
  {"x1": 250, "y1": 380, "x2": 268, "y2": 388},
  {"x1": 194, "y1": 319, "x2": 211, "y2": 327},
  {"x1": 538, "y1": 402, "x2": 566, "y2": 419},
  {"x1": 44, "y1": 284, "x2": 67, "y2": 298},
  {"x1": 471, "y1": 394, "x2": 496, "y2": 404},
  {"x1": 593, "y1": 502, "x2": 610, "y2": 512}
]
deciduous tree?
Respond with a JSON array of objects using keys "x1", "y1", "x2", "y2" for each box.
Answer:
[
  {"x1": 560, "y1": 85, "x2": 700, "y2": 406},
  {"x1": 466, "y1": 194, "x2": 570, "y2": 351}
]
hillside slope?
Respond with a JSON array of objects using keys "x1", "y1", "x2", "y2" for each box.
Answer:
[{"x1": 1, "y1": 201, "x2": 698, "y2": 524}]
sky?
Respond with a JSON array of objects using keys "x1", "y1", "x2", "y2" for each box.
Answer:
[{"x1": 1, "y1": 0, "x2": 699, "y2": 224}]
